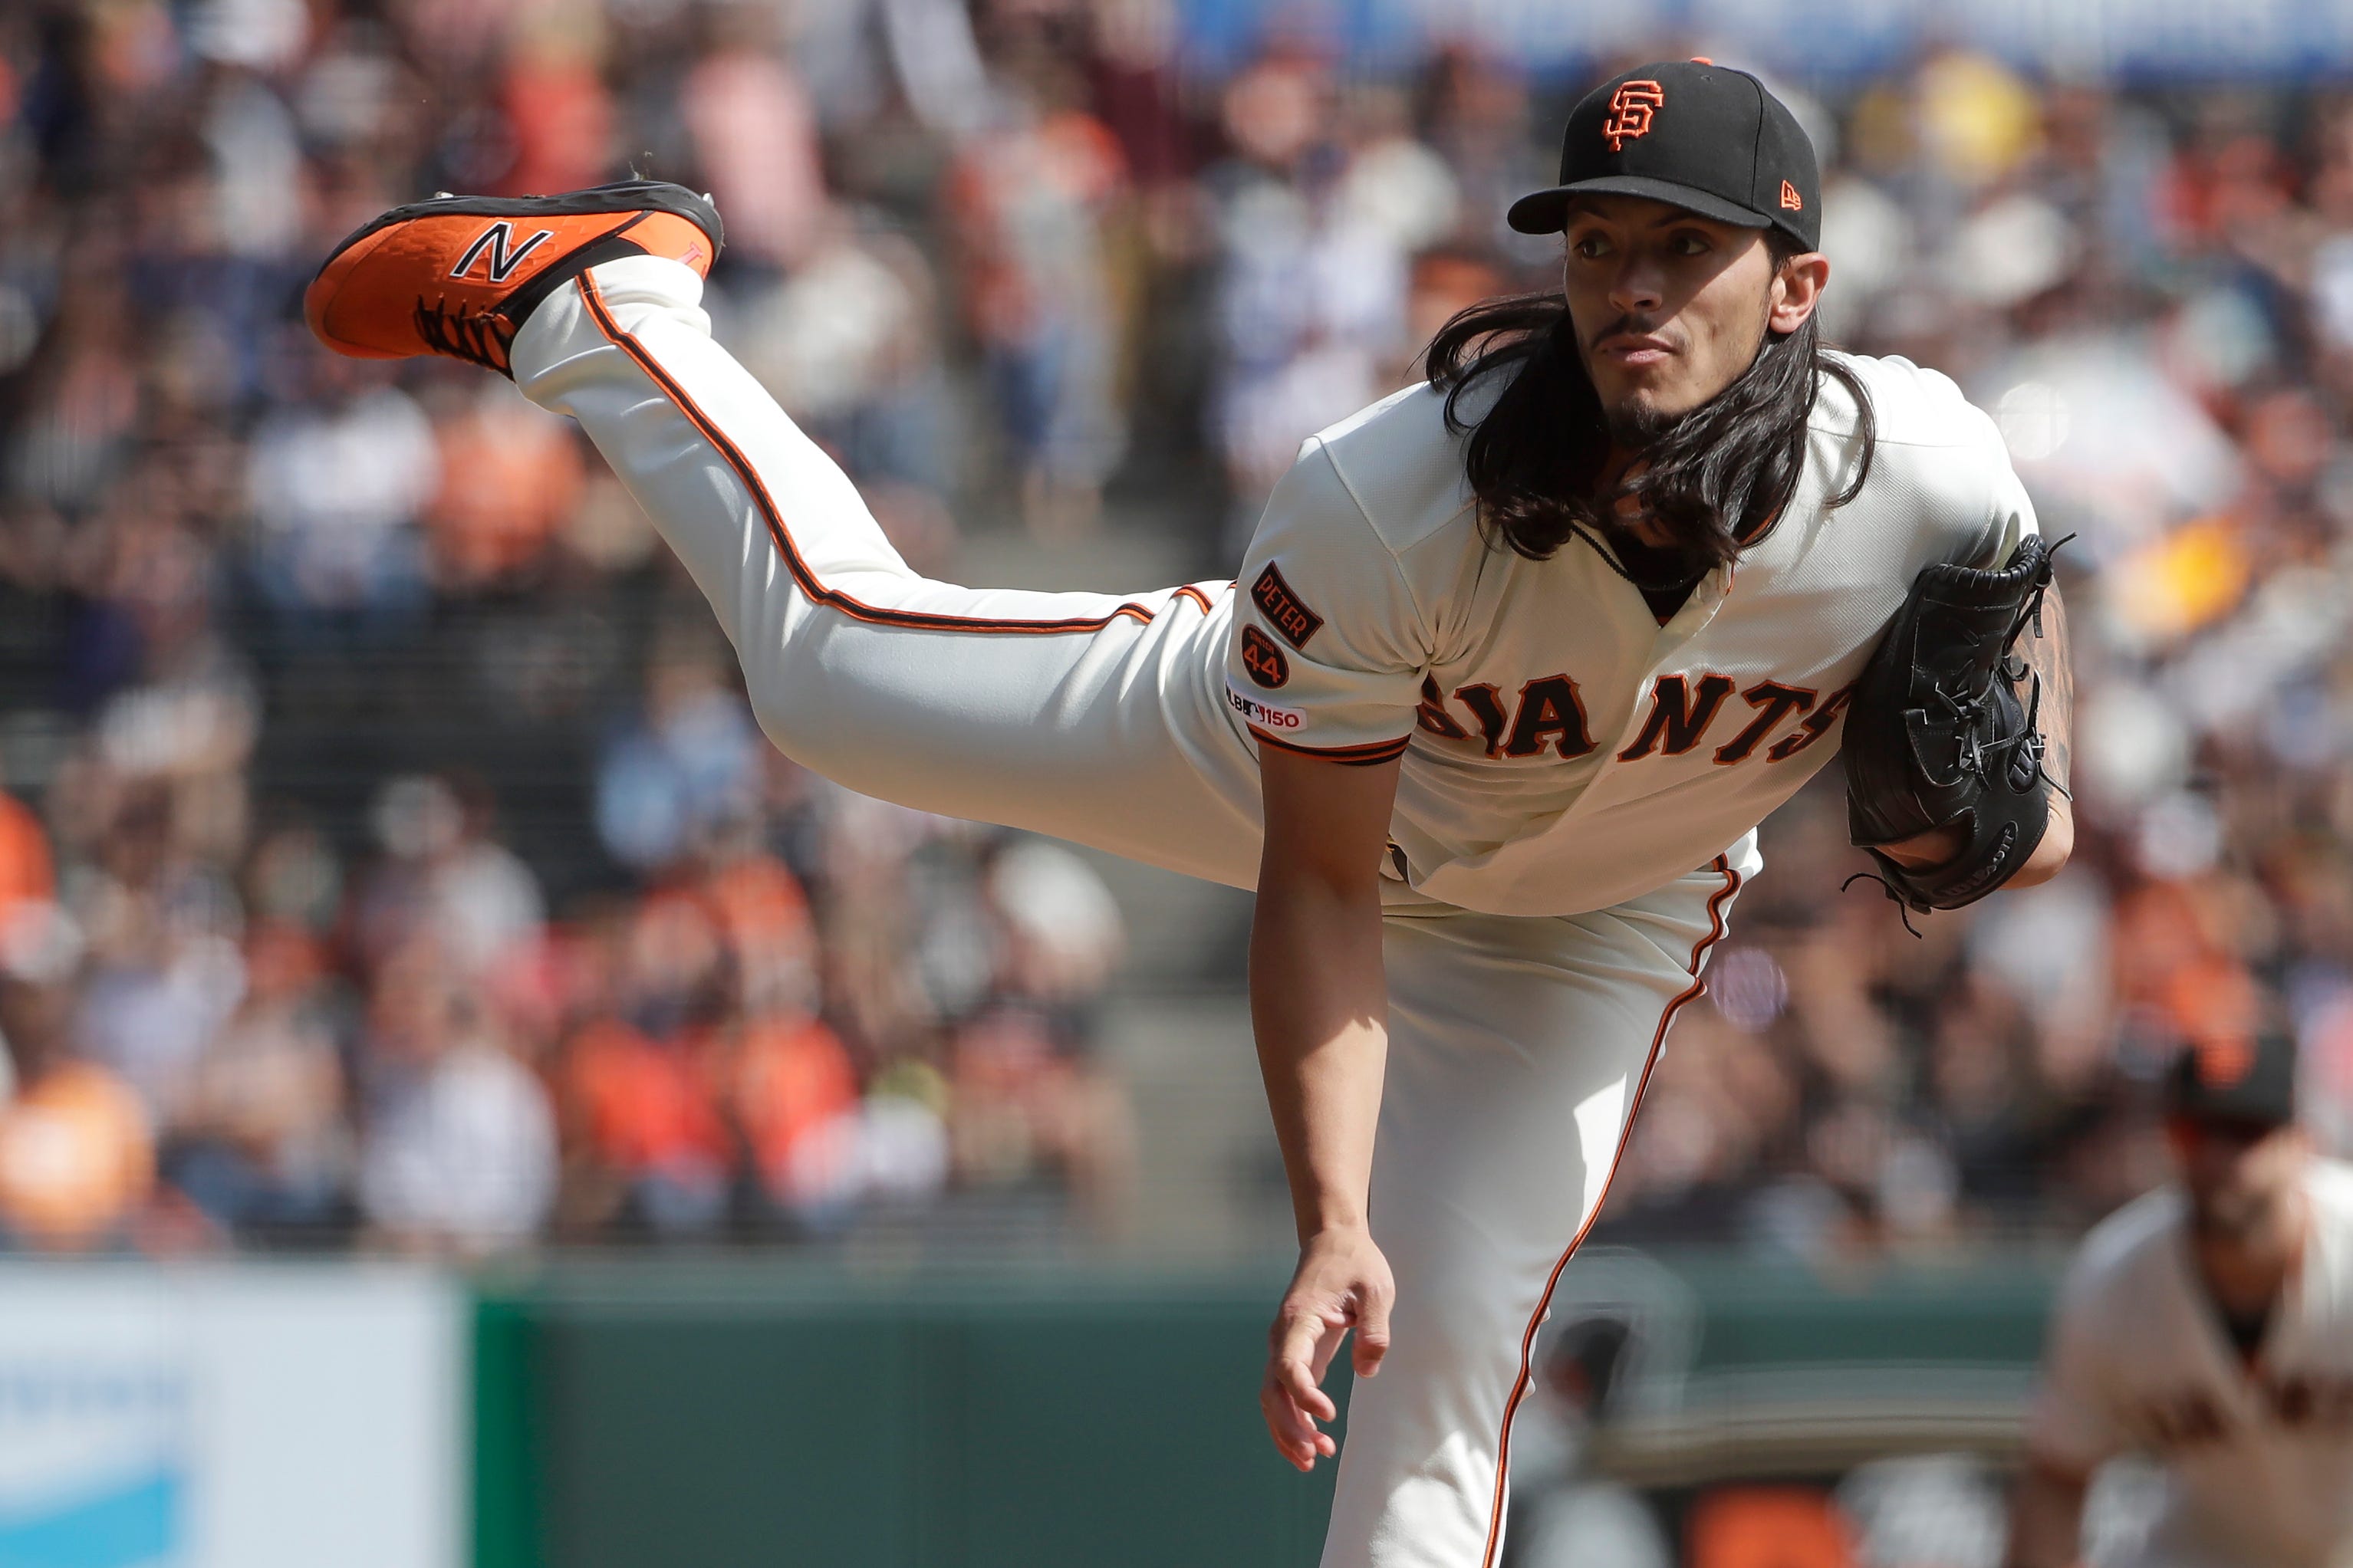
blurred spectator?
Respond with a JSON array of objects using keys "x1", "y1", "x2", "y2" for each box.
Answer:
[
  {"x1": 733, "y1": 1001, "x2": 867, "y2": 1223},
  {"x1": 168, "y1": 920, "x2": 347, "y2": 1236},
  {"x1": 353, "y1": 772, "x2": 546, "y2": 980},
  {"x1": 1206, "y1": 48, "x2": 1410, "y2": 552},
  {"x1": 683, "y1": 6, "x2": 829, "y2": 269},
  {"x1": 945, "y1": 57, "x2": 1129, "y2": 533},
  {"x1": 420, "y1": 383, "x2": 586, "y2": 590},
  {"x1": 494, "y1": 16, "x2": 616, "y2": 199},
  {"x1": 1413, "y1": 44, "x2": 1546, "y2": 261},
  {"x1": 70, "y1": 780, "x2": 245, "y2": 1129},
  {"x1": 992, "y1": 846, "x2": 1112, "y2": 992},
  {"x1": 246, "y1": 355, "x2": 436, "y2": 642},
  {"x1": 959, "y1": 840, "x2": 1137, "y2": 1232},
  {"x1": 791, "y1": 0, "x2": 989, "y2": 140},
  {"x1": 0, "y1": 905, "x2": 153, "y2": 1252},
  {"x1": 357, "y1": 936, "x2": 555, "y2": 1254},
  {"x1": 554, "y1": 892, "x2": 732, "y2": 1238},
  {"x1": 594, "y1": 642, "x2": 763, "y2": 874},
  {"x1": 731, "y1": 204, "x2": 952, "y2": 495},
  {"x1": 0, "y1": 787, "x2": 51, "y2": 924}
]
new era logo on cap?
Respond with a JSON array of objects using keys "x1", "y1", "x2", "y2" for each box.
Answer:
[{"x1": 1779, "y1": 179, "x2": 1803, "y2": 212}]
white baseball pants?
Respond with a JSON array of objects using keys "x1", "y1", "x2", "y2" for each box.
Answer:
[{"x1": 513, "y1": 256, "x2": 1755, "y2": 1567}]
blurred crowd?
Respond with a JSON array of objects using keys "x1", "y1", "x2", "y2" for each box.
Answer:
[
  {"x1": 0, "y1": 0, "x2": 1157, "y2": 1256},
  {"x1": 2, "y1": 0, "x2": 2352, "y2": 1260}
]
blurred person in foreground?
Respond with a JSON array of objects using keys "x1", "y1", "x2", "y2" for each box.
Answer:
[
  {"x1": 304, "y1": 58, "x2": 2075, "y2": 1566},
  {"x1": 2009, "y1": 1032, "x2": 2353, "y2": 1568}
]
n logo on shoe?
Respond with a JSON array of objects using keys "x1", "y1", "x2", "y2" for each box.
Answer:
[{"x1": 452, "y1": 222, "x2": 555, "y2": 284}]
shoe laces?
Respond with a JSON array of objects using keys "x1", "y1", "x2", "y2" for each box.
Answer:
[
  {"x1": 1928, "y1": 662, "x2": 2043, "y2": 789},
  {"x1": 413, "y1": 296, "x2": 514, "y2": 376}
]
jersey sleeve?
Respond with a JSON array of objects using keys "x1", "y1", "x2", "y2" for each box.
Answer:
[
  {"x1": 2022, "y1": 1252, "x2": 2128, "y2": 1474},
  {"x1": 1225, "y1": 438, "x2": 1428, "y2": 764},
  {"x1": 1972, "y1": 409, "x2": 2042, "y2": 568},
  {"x1": 1866, "y1": 357, "x2": 2043, "y2": 570}
]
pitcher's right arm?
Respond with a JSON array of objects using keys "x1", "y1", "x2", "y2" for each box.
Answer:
[
  {"x1": 1251, "y1": 745, "x2": 1403, "y2": 1472},
  {"x1": 2004, "y1": 1456, "x2": 2089, "y2": 1568}
]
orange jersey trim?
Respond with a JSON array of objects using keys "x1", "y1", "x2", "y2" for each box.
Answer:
[
  {"x1": 575, "y1": 273, "x2": 1216, "y2": 635},
  {"x1": 1478, "y1": 853, "x2": 1742, "y2": 1568},
  {"x1": 1247, "y1": 727, "x2": 1413, "y2": 766}
]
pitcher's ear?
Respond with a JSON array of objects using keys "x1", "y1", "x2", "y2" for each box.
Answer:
[{"x1": 1768, "y1": 252, "x2": 1830, "y2": 334}]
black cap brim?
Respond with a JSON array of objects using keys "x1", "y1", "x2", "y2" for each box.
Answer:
[{"x1": 1506, "y1": 174, "x2": 1778, "y2": 237}]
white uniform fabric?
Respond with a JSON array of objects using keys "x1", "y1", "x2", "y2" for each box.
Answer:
[
  {"x1": 2028, "y1": 1159, "x2": 2353, "y2": 1568},
  {"x1": 512, "y1": 254, "x2": 2032, "y2": 1566},
  {"x1": 1229, "y1": 353, "x2": 2039, "y2": 915}
]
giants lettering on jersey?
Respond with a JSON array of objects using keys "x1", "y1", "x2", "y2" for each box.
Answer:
[
  {"x1": 1616, "y1": 675, "x2": 1736, "y2": 761},
  {"x1": 1416, "y1": 672, "x2": 1854, "y2": 768},
  {"x1": 2131, "y1": 1373, "x2": 2353, "y2": 1450}
]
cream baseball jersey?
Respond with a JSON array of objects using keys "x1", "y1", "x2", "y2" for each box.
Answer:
[
  {"x1": 2029, "y1": 1159, "x2": 2353, "y2": 1568},
  {"x1": 1223, "y1": 352, "x2": 2040, "y2": 917}
]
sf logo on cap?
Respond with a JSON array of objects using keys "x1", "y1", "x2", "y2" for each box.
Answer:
[
  {"x1": 1602, "y1": 81, "x2": 1665, "y2": 152},
  {"x1": 2196, "y1": 1035, "x2": 2256, "y2": 1087}
]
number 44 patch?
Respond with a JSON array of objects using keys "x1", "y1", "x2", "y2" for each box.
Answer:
[{"x1": 1240, "y1": 625, "x2": 1289, "y2": 689}]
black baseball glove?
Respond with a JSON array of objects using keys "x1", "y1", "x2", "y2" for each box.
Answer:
[{"x1": 1843, "y1": 534, "x2": 2062, "y2": 915}]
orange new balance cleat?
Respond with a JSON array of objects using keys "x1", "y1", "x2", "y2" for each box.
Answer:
[{"x1": 304, "y1": 181, "x2": 722, "y2": 377}]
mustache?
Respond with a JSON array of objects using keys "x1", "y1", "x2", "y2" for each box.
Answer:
[{"x1": 1588, "y1": 314, "x2": 1671, "y2": 346}]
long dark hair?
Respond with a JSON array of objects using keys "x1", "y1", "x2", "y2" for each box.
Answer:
[{"x1": 1425, "y1": 238, "x2": 1875, "y2": 583}]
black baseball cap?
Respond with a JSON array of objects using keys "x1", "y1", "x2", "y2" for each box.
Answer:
[
  {"x1": 1508, "y1": 60, "x2": 1821, "y2": 252},
  {"x1": 2164, "y1": 1031, "x2": 2299, "y2": 1129}
]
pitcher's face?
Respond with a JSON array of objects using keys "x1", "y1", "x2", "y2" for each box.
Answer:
[{"x1": 1558, "y1": 194, "x2": 1797, "y2": 442}]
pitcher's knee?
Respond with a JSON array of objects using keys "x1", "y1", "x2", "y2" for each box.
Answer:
[
  {"x1": 737, "y1": 646, "x2": 872, "y2": 760},
  {"x1": 734, "y1": 659, "x2": 877, "y2": 795},
  {"x1": 739, "y1": 662, "x2": 808, "y2": 757},
  {"x1": 737, "y1": 658, "x2": 985, "y2": 820}
]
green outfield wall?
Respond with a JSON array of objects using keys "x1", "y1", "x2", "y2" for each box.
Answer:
[
  {"x1": 468, "y1": 1250, "x2": 2066, "y2": 1568},
  {"x1": 471, "y1": 1263, "x2": 1346, "y2": 1568}
]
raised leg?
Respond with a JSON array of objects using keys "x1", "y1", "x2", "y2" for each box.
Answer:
[{"x1": 511, "y1": 256, "x2": 1262, "y2": 888}]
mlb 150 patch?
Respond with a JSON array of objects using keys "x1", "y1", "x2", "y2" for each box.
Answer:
[{"x1": 1240, "y1": 625, "x2": 1290, "y2": 688}]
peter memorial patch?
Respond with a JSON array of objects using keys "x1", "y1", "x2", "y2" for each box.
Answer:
[
  {"x1": 1239, "y1": 625, "x2": 1290, "y2": 689},
  {"x1": 1251, "y1": 563, "x2": 1325, "y2": 650}
]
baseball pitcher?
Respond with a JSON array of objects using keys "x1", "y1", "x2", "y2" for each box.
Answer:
[{"x1": 307, "y1": 60, "x2": 2075, "y2": 1567}]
